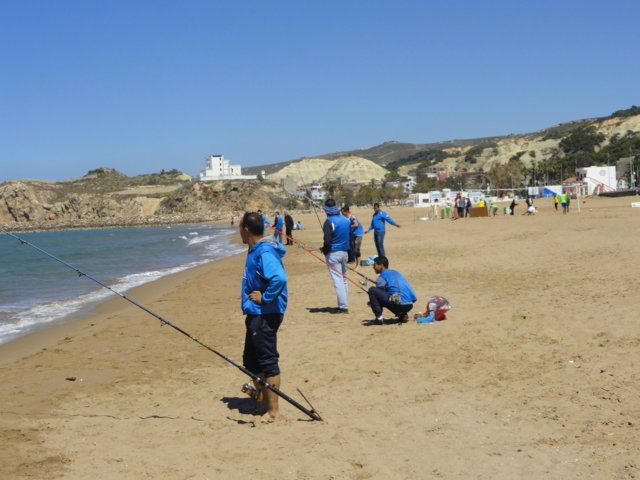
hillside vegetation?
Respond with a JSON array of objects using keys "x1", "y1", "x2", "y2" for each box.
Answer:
[{"x1": 248, "y1": 106, "x2": 640, "y2": 189}]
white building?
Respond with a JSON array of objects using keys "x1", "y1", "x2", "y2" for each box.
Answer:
[
  {"x1": 403, "y1": 175, "x2": 417, "y2": 194},
  {"x1": 575, "y1": 166, "x2": 616, "y2": 195},
  {"x1": 199, "y1": 155, "x2": 257, "y2": 181},
  {"x1": 309, "y1": 183, "x2": 327, "y2": 202}
]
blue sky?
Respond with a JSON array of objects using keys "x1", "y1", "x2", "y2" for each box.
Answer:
[{"x1": 1, "y1": 0, "x2": 638, "y2": 181}]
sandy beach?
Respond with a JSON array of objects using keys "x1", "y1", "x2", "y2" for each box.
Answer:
[{"x1": 1, "y1": 196, "x2": 639, "y2": 479}]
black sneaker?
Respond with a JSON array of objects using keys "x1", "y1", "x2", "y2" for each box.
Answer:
[
  {"x1": 330, "y1": 307, "x2": 349, "y2": 314},
  {"x1": 398, "y1": 313, "x2": 409, "y2": 323}
]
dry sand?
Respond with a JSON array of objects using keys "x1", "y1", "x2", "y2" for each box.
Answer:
[{"x1": 1, "y1": 196, "x2": 639, "y2": 479}]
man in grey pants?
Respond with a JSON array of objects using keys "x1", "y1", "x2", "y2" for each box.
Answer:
[{"x1": 321, "y1": 198, "x2": 351, "y2": 313}]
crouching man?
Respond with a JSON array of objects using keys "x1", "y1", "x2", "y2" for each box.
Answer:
[
  {"x1": 239, "y1": 211, "x2": 288, "y2": 421},
  {"x1": 368, "y1": 256, "x2": 417, "y2": 324}
]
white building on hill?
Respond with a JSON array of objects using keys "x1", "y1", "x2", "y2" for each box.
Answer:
[{"x1": 199, "y1": 155, "x2": 257, "y2": 181}]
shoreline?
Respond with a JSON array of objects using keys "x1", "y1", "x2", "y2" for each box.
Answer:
[
  {"x1": 0, "y1": 251, "x2": 245, "y2": 366},
  {"x1": 0, "y1": 224, "x2": 246, "y2": 362}
]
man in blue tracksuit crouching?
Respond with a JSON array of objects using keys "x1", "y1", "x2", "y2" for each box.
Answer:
[
  {"x1": 239, "y1": 211, "x2": 288, "y2": 421},
  {"x1": 321, "y1": 198, "x2": 351, "y2": 313},
  {"x1": 368, "y1": 256, "x2": 417, "y2": 324},
  {"x1": 365, "y1": 202, "x2": 401, "y2": 257}
]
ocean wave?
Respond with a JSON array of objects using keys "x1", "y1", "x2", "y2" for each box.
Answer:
[
  {"x1": 0, "y1": 226, "x2": 245, "y2": 345},
  {"x1": 0, "y1": 252, "x2": 241, "y2": 345},
  {"x1": 187, "y1": 234, "x2": 215, "y2": 246}
]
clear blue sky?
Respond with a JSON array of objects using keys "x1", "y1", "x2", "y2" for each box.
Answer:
[{"x1": 1, "y1": 0, "x2": 638, "y2": 181}]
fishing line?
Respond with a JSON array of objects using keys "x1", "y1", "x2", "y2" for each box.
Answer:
[{"x1": 0, "y1": 228, "x2": 322, "y2": 422}]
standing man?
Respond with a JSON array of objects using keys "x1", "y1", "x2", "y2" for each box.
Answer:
[
  {"x1": 322, "y1": 198, "x2": 351, "y2": 314},
  {"x1": 559, "y1": 191, "x2": 568, "y2": 214},
  {"x1": 273, "y1": 211, "x2": 284, "y2": 243},
  {"x1": 341, "y1": 205, "x2": 364, "y2": 268},
  {"x1": 239, "y1": 212, "x2": 288, "y2": 422},
  {"x1": 367, "y1": 256, "x2": 417, "y2": 324},
  {"x1": 365, "y1": 202, "x2": 400, "y2": 257},
  {"x1": 455, "y1": 193, "x2": 465, "y2": 219},
  {"x1": 284, "y1": 211, "x2": 294, "y2": 245},
  {"x1": 565, "y1": 190, "x2": 571, "y2": 213}
]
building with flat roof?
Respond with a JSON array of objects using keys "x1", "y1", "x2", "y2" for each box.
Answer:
[{"x1": 199, "y1": 155, "x2": 257, "y2": 181}]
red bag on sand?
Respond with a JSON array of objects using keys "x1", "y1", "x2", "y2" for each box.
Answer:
[{"x1": 427, "y1": 296, "x2": 451, "y2": 321}]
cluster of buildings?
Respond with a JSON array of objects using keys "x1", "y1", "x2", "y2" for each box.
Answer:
[{"x1": 194, "y1": 154, "x2": 637, "y2": 206}]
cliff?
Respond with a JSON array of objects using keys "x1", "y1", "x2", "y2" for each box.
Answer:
[{"x1": 0, "y1": 168, "x2": 298, "y2": 231}]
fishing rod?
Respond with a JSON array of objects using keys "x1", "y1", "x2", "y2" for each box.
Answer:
[
  {"x1": 0, "y1": 228, "x2": 322, "y2": 422},
  {"x1": 279, "y1": 193, "x2": 378, "y2": 286},
  {"x1": 270, "y1": 225, "x2": 368, "y2": 293},
  {"x1": 272, "y1": 224, "x2": 376, "y2": 288}
]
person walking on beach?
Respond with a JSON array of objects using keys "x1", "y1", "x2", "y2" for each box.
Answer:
[
  {"x1": 342, "y1": 205, "x2": 363, "y2": 268},
  {"x1": 553, "y1": 195, "x2": 559, "y2": 212},
  {"x1": 365, "y1": 202, "x2": 400, "y2": 257},
  {"x1": 321, "y1": 198, "x2": 351, "y2": 313},
  {"x1": 239, "y1": 212, "x2": 288, "y2": 422},
  {"x1": 559, "y1": 192, "x2": 568, "y2": 214},
  {"x1": 367, "y1": 256, "x2": 417, "y2": 325},
  {"x1": 465, "y1": 196, "x2": 472, "y2": 218},
  {"x1": 284, "y1": 211, "x2": 294, "y2": 245},
  {"x1": 566, "y1": 191, "x2": 571, "y2": 213},
  {"x1": 509, "y1": 198, "x2": 517, "y2": 215},
  {"x1": 273, "y1": 211, "x2": 284, "y2": 243}
]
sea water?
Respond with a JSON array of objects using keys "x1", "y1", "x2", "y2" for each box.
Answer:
[{"x1": 0, "y1": 224, "x2": 245, "y2": 344}]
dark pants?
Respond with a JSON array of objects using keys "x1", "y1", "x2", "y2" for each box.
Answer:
[
  {"x1": 285, "y1": 228, "x2": 293, "y2": 245},
  {"x1": 373, "y1": 230, "x2": 386, "y2": 257},
  {"x1": 368, "y1": 287, "x2": 413, "y2": 318},
  {"x1": 243, "y1": 314, "x2": 283, "y2": 378}
]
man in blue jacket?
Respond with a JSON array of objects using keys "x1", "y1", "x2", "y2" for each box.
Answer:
[
  {"x1": 368, "y1": 256, "x2": 417, "y2": 324},
  {"x1": 239, "y1": 211, "x2": 288, "y2": 421},
  {"x1": 341, "y1": 205, "x2": 364, "y2": 268},
  {"x1": 321, "y1": 198, "x2": 351, "y2": 313},
  {"x1": 365, "y1": 202, "x2": 401, "y2": 257},
  {"x1": 273, "y1": 211, "x2": 284, "y2": 243}
]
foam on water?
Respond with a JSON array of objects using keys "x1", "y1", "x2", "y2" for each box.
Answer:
[{"x1": 0, "y1": 225, "x2": 244, "y2": 345}]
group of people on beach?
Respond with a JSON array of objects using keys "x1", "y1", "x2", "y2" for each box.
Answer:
[{"x1": 237, "y1": 201, "x2": 451, "y2": 421}]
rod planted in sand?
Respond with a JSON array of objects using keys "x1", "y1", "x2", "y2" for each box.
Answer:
[{"x1": 0, "y1": 228, "x2": 323, "y2": 422}]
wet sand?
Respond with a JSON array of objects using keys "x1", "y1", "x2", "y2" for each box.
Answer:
[{"x1": 1, "y1": 196, "x2": 639, "y2": 479}]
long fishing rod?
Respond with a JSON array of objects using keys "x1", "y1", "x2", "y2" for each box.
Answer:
[
  {"x1": 272, "y1": 224, "x2": 376, "y2": 288},
  {"x1": 0, "y1": 228, "x2": 322, "y2": 422},
  {"x1": 270, "y1": 225, "x2": 368, "y2": 293},
  {"x1": 278, "y1": 178, "x2": 378, "y2": 286}
]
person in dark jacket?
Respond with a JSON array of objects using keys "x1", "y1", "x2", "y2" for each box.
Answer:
[
  {"x1": 284, "y1": 211, "x2": 294, "y2": 245},
  {"x1": 239, "y1": 211, "x2": 288, "y2": 421},
  {"x1": 365, "y1": 202, "x2": 400, "y2": 257},
  {"x1": 367, "y1": 256, "x2": 417, "y2": 324},
  {"x1": 322, "y1": 198, "x2": 351, "y2": 313}
]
